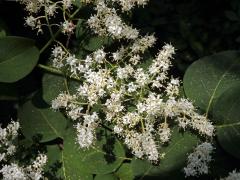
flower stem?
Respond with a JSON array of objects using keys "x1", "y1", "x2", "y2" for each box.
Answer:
[
  {"x1": 37, "y1": 64, "x2": 81, "y2": 81},
  {"x1": 39, "y1": 7, "x2": 81, "y2": 54}
]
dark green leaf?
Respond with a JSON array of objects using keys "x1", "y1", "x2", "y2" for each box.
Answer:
[
  {"x1": 76, "y1": 19, "x2": 86, "y2": 39},
  {"x1": 72, "y1": 0, "x2": 83, "y2": 8},
  {"x1": 213, "y1": 85, "x2": 240, "y2": 159},
  {"x1": 94, "y1": 174, "x2": 117, "y2": 180},
  {"x1": 114, "y1": 163, "x2": 134, "y2": 180},
  {"x1": 18, "y1": 94, "x2": 67, "y2": 142},
  {"x1": 183, "y1": 50, "x2": 240, "y2": 116},
  {"x1": 0, "y1": 36, "x2": 39, "y2": 82},
  {"x1": 46, "y1": 145, "x2": 93, "y2": 180}
]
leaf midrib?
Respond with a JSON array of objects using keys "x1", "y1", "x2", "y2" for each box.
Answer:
[
  {"x1": 216, "y1": 122, "x2": 240, "y2": 128},
  {"x1": 205, "y1": 62, "x2": 237, "y2": 116},
  {"x1": 0, "y1": 46, "x2": 33, "y2": 65}
]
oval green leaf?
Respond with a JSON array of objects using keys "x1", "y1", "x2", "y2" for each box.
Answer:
[
  {"x1": 213, "y1": 85, "x2": 240, "y2": 159},
  {"x1": 18, "y1": 94, "x2": 67, "y2": 142},
  {"x1": 0, "y1": 36, "x2": 39, "y2": 83},
  {"x1": 183, "y1": 50, "x2": 240, "y2": 115}
]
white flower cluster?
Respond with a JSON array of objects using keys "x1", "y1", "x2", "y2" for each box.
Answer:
[
  {"x1": 0, "y1": 163, "x2": 26, "y2": 180},
  {"x1": 76, "y1": 112, "x2": 99, "y2": 148},
  {"x1": 221, "y1": 170, "x2": 240, "y2": 180},
  {"x1": 24, "y1": 154, "x2": 48, "y2": 180},
  {"x1": 19, "y1": 0, "x2": 75, "y2": 34},
  {"x1": 51, "y1": 40, "x2": 214, "y2": 162},
  {"x1": 124, "y1": 131, "x2": 159, "y2": 161},
  {"x1": 0, "y1": 122, "x2": 47, "y2": 180},
  {"x1": 0, "y1": 121, "x2": 19, "y2": 162},
  {"x1": 19, "y1": 0, "x2": 215, "y2": 163},
  {"x1": 0, "y1": 154, "x2": 47, "y2": 180},
  {"x1": 87, "y1": 0, "x2": 139, "y2": 39},
  {"x1": 184, "y1": 142, "x2": 214, "y2": 177},
  {"x1": 112, "y1": 0, "x2": 149, "y2": 11}
]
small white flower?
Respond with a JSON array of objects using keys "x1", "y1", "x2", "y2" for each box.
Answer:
[
  {"x1": 25, "y1": 16, "x2": 36, "y2": 28},
  {"x1": 105, "y1": 15, "x2": 123, "y2": 37},
  {"x1": 51, "y1": 46, "x2": 66, "y2": 68},
  {"x1": 113, "y1": 125, "x2": 123, "y2": 134},
  {"x1": 158, "y1": 124, "x2": 171, "y2": 143},
  {"x1": 129, "y1": 54, "x2": 141, "y2": 65},
  {"x1": 45, "y1": 4, "x2": 57, "y2": 17},
  {"x1": 62, "y1": 21, "x2": 76, "y2": 34},
  {"x1": 127, "y1": 82, "x2": 138, "y2": 93},
  {"x1": 63, "y1": 0, "x2": 72, "y2": 9},
  {"x1": 93, "y1": 49, "x2": 106, "y2": 64},
  {"x1": 134, "y1": 68, "x2": 150, "y2": 87},
  {"x1": 131, "y1": 35, "x2": 156, "y2": 53},
  {"x1": 51, "y1": 92, "x2": 75, "y2": 110}
]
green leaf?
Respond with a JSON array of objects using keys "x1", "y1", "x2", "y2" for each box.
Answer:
[
  {"x1": 0, "y1": 36, "x2": 39, "y2": 83},
  {"x1": 18, "y1": 93, "x2": 67, "y2": 142},
  {"x1": 83, "y1": 36, "x2": 113, "y2": 51},
  {"x1": 46, "y1": 145, "x2": 93, "y2": 180},
  {"x1": 114, "y1": 163, "x2": 134, "y2": 180},
  {"x1": 42, "y1": 73, "x2": 79, "y2": 104},
  {"x1": 94, "y1": 164, "x2": 134, "y2": 180},
  {"x1": 63, "y1": 127, "x2": 125, "y2": 175},
  {"x1": 94, "y1": 174, "x2": 117, "y2": 180},
  {"x1": 76, "y1": 19, "x2": 86, "y2": 39},
  {"x1": 213, "y1": 85, "x2": 240, "y2": 159},
  {"x1": 131, "y1": 128, "x2": 198, "y2": 178},
  {"x1": 183, "y1": 50, "x2": 240, "y2": 116},
  {"x1": 72, "y1": 0, "x2": 83, "y2": 8}
]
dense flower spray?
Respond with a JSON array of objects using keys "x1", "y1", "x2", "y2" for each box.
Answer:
[{"x1": 18, "y1": 0, "x2": 214, "y2": 174}]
